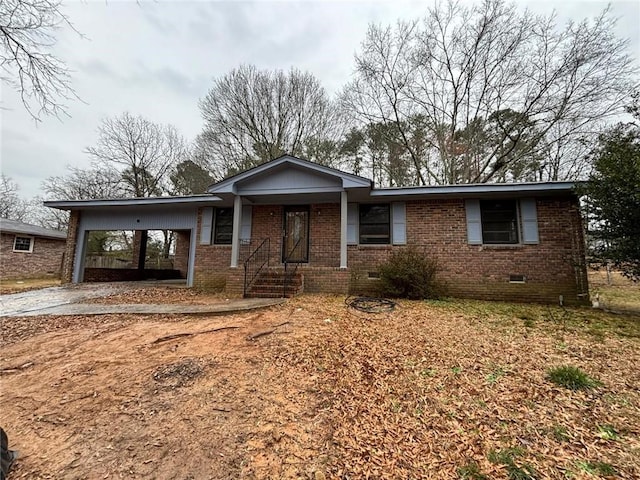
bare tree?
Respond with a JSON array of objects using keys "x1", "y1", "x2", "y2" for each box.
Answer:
[
  {"x1": 30, "y1": 165, "x2": 126, "y2": 230},
  {"x1": 0, "y1": 174, "x2": 29, "y2": 220},
  {"x1": 1, "y1": 0, "x2": 78, "y2": 121},
  {"x1": 342, "y1": 0, "x2": 638, "y2": 185},
  {"x1": 198, "y1": 65, "x2": 344, "y2": 178},
  {"x1": 85, "y1": 112, "x2": 189, "y2": 197},
  {"x1": 42, "y1": 165, "x2": 126, "y2": 200}
]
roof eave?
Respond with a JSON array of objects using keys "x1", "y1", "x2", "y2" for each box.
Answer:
[
  {"x1": 369, "y1": 181, "x2": 580, "y2": 199},
  {"x1": 44, "y1": 195, "x2": 222, "y2": 211}
]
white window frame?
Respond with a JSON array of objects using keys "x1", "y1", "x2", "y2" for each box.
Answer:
[{"x1": 13, "y1": 235, "x2": 34, "y2": 253}]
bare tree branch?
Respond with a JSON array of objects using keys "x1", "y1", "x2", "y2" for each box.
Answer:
[
  {"x1": 342, "y1": 0, "x2": 638, "y2": 184},
  {"x1": 1, "y1": 0, "x2": 81, "y2": 121},
  {"x1": 198, "y1": 65, "x2": 344, "y2": 178},
  {"x1": 84, "y1": 112, "x2": 189, "y2": 197}
]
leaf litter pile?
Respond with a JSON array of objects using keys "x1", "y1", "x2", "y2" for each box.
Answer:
[
  {"x1": 85, "y1": 286, "x2": 228, "y2": 305},
  {"x1": 1, "y1": 291, "x2": 638, "y2": 479}
]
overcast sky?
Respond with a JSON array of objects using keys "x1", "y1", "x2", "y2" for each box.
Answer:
[{"x1": 1, "y1": 0, "x2": 638, "y2": 199}]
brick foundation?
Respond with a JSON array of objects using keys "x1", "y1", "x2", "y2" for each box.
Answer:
[{"x1": 83, "y1": 268, "x2": 183, "y2": 282}]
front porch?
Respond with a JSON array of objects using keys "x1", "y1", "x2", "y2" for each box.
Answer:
[
  {"x1": 193, "y1": 202, "x2": 355, "y2": 298},
  {"x1": 193, "y1": 156, "x2": 375, "y2": 297}
]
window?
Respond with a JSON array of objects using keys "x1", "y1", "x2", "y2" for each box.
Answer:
[
  {"x1": 13, "y1": 236, "x2": 33, "y2": 252},
  {"x1": 480, "y1": 200, "x2": 519, "y2": 244},
  {"x1": 359, "y1": 204, "x2": 390, "y2": 244},
  {"x1": 213, "y1": 208, "x2": 233, "y2": 244}
]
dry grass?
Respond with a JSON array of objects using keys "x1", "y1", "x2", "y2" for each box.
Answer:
[
  {"x1": 0, "y1": 277, "x2": 60, "y2": 294},
  {"x1": 1, "y1": 290, "x2": 638, "y2": 479},
  {"x1": 589, "y1": 269, "x2": 640, "y2": 313}
]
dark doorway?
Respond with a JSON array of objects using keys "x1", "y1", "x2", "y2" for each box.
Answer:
[{"x1": 282, "y1": 206, "x2": 309, "y2": 263}]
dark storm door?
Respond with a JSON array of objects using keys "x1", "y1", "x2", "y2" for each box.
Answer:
[{"x1": 282, "y1": 206, "x2": 309, "y2": 263}]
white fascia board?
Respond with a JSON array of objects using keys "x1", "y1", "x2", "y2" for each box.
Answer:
[
  {"x1": 369, "y1": 182, "x2": 578, "y2": 198},
  {"x1": 44, "y1": 195, "x2": 222, "y2": 210}
]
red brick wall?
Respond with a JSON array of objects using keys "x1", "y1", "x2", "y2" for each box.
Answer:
[
  {"x1": 173, "y1": 230, "x2": 190, "y2": 278},
  {"x1": 297, "y1": 266, "x2": 349, "y2": 293},
  {"x1": 194, "y1": 198, "x2": 588, "y2": 304},
  {"x1": 245, "y1": 204, "x2": 341, "y2": 267},
  {"x1": 1, "y1": 232, "x2": 66, "y2": 280},
  {"x1": 192, "y1": 208, "x2": 234, "y2": 290},
  {"x1": 348, "y1": 197, "x2": 588, "y2": 304},
  {"x1": 61, "y1": 210, "x2": 80, "y2": 284}
]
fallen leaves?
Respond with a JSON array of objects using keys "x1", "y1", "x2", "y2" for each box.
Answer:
[{"x1": 0, "y1": 291, "x2": 638, "y2": 479}]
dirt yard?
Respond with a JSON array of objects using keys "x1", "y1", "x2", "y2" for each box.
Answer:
[{"x1": 1, "y1": 291, "x2": 639, "y2": 479}]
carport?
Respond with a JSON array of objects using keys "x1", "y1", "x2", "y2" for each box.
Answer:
[{"x1": 45, "y1": 196, "x2": 221, "y2": 287}]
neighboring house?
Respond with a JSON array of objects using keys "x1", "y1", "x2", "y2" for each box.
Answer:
[
  {"x1": 0, "y1": 218, "x2": 67, "y2": 280},
  {"x1": 45, "y1": 155, "x2": 589, "y2": 304}
]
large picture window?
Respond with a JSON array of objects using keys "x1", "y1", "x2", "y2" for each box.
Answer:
[
  {"x1": 213, "y1": 208, "x2": 233, "y2": 245},
  {"x1": 13, "y1": 236, "x2": 33, "y2": 252},
  {"x1": 480, "y1": 200, "x2": 519, "y2": 244},
  {"x1": 359, "y1": 204, "x2": 390, "y2": 244}
]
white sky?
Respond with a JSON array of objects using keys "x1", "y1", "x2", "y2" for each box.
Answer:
[{"x1": 1, "y1": 0, "x2": 639, "y2": 199}]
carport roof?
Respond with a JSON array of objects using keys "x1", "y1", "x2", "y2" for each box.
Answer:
[{"x1": 44, "y1": 194, "x2": 222, "y2": 210}]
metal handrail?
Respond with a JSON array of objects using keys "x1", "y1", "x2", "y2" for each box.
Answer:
[
  {"x1": 283, "y1": 237, "x2": 302, "y2": 297},
  {"x1": 243, "y1": 238, "x2": 270, "y2": 297}
]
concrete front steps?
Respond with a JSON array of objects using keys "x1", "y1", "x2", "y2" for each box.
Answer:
[{"x1": 244, "y1": 269, "x2": 303, "y2": 298}]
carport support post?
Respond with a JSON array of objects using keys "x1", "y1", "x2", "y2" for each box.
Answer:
[
  {"x1": 230, "y1": 195, "x2": 242, "y2": 268},
  {"x1": 340, "y1": 190, "x2": 348, "y2": 269},
  {"x1": 137, "y1": 230, "x2": 148, "y2": 270}
]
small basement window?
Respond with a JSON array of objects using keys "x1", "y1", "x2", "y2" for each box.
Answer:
[
  {"x1": 509, "y1": 274, "x2": 526, "y2": 283},
  {"x1": 13, "y1": 236, "x2": 34, "y2": 253}
]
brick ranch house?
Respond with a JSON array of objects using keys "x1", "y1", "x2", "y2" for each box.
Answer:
[
  {"x1": 0, "y1": 218, "x2": 67, "y2": 280},
  {"x1": 45, "y1": 155, "x2": 589, "y2": 304}
]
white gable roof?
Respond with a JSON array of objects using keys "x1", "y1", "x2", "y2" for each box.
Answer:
[{"x1": 207, "y1": 155, "x2": 372, "y2": 195}]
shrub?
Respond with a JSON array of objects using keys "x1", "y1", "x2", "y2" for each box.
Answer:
[
  {"x1": 378, "y1": 247, "x2": 439, "y2": 299},
  {"x1": 546, "y1": 365, "x2": 602, "y2": 390}
]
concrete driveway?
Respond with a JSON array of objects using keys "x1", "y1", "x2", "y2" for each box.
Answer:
[
  {"x1": 0, "y1": 283, "x2": 285, "y2": 317},
  {"x1": 0, "y1": 283, "x2": 132, "y2": 317}
]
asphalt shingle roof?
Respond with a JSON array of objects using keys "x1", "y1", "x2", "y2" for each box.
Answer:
[{"x1": 0, "y1": 218, "x2": 67, "y2": 240}]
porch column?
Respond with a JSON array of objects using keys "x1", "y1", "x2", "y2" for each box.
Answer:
[
  {"x1": 340, "y1": 190, "x2": 348, "y2": 269},
  {"x1": 230, "y1": 194, "x2": 242, "y2": 268}
]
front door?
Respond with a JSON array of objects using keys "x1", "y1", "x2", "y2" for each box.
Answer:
[{"x1": 282, "y1": 206, "x2": 309, "y2": 263}]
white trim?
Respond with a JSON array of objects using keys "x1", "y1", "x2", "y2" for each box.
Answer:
[
  {"x1": 340, "y1": 191, "x2": 348, "y2": 268},
  {"x1": 207, "y1": 155, "x2": 372, "y2": 194},
  {"x1": 12, "y1": 235, "x2": 34, "y2": 253},
  {"x1": 370, "y1": 181, "x2": 577, "y2": 199},
  {"x1": 230, "y1": 195, "x2": 242, "y2": 268},
  {"x1": 45, "y1": 195, "x2": 222, "y2": 210},
  {"x1": 187, "y1": 228, "x2": 197, "y2": 287}
]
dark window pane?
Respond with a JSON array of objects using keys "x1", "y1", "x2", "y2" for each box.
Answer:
[
  {"x1": 480, "y1": 200, "x2": 518, "y2": 244},
  {"x1": 14, "y1": 236, "x2": 32, "y2": 251},
  {"x1": 214, "y1": 208, "x2": 233, "y2": 244},
  {"x1": 359, "y1": 204, "x2": 390, "y2": 244}
]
